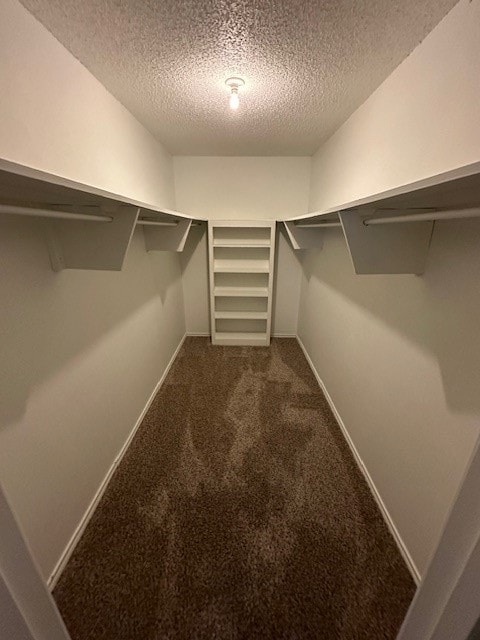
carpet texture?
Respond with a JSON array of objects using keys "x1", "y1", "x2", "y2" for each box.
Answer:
[{"x1": 54, "y1": 337, "x2": 415, "y2": 639}]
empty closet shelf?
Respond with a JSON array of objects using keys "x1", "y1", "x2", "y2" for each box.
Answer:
[
  {"x1": 214, "y1": 311, "x2": 268, "y2": 319},
  {"x1": 214, "y1": 332, "x2": 268, "y2": 346},
  {"x1": 214, "y1": 260, "x2": 270, "y2": 273},
  {"x1": 214, "y1": 286, "x2": 269, "y2": 297},
  {"x1": 213, "y1": 239, "x2": 271, "y2": 248}
]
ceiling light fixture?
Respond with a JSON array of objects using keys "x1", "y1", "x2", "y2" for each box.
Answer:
[{"x1": 225, "y1": 77, "x2": 245, "y2": 110}]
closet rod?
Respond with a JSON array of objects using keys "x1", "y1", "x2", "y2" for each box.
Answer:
[
  {"x1": 295, "y1": 221, "x2": 342, "y2": 228},
  {"x1": 364, "y1": 207, "x2": 480, "y2": 226},
  {"x1": 0, "y1": 204, "x2": 113, "y2": 222},
  {"x1": 137, "y1": 219, "x2": 178, "y2": 227}
]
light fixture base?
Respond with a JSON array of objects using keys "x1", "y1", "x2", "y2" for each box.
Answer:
[{"x1": 225, "y1": 77, "x2": 245, "y2": 90}]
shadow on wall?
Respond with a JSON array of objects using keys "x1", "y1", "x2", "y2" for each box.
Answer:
[
  {"x1": 180, "y1": 224, "x2": 206, "y2": 272},
  {"x1": 300, "y1": 218, "x2": 480, "y2": 413},
  {"x1": 0, "y1": 220, "x2": 181, "y2": 427},
  {"x1": 271, "y1": 225, "x2": 303, "y2": 335},
  {"x1": 147, "y1": 239, "x2": 182, "y2": 305},
  {"x1": 180, "y1": 224, "x2": 210, "y2": 334}
]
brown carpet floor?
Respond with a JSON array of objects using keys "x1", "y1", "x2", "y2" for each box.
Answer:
[{"x1": 54, "y1": 337, "x2": 415, "y2": 640}]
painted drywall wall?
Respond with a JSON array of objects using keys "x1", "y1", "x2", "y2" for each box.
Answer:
[
  {"x1": 174, "y1": 156, "x2": 311, "y2": 221},
  {"x1": 309, "y1": 0, "x2": 480, "y2": 212},
  {"x1": 0, "y1": 0, "x2": 174, "y2": 208},
  {"x1": 175, "y1": 156, "x2": 308, "y2": 335},
  {"x1": 298, "y1": 222, "x2": 480, "y2": 576},
  {"x1": 299, "y1": 0, "x2": 480, "y2": 579},
  {"x1": 0, "y1": 0, "x2": 186, "y2": 581},
  {"x1": 0, "y1": 220, "x2": 186, "y2": 579}
]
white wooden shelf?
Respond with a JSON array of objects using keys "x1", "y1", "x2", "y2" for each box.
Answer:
[
  {"x1": 213, "y1": 286, "x2": 269, "y2": 297},
  {"x1": 214, "y1": 311, "x2": 268, "y2": 320},
  {"x1": 214, "y1": 332, "x2": 269, "y2": 346},
  {"x1": 282, "y1": 162, "x2": 480, "y2": 275},
  {"x1": 0, "y1": 160, "x2": 206, "y2": 271},
  {"x1": 213, "y1": 259, "x2": 270, "y2": 273},
  {"x1": 213, "y1": 239, "x2": 271, "y2": 248},
  {"x1": 209, "y1": 220, "x2": 276, "y2": 346}
]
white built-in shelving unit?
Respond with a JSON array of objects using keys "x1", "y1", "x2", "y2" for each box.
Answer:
[{"x1": 208, "y1": 220, "x2": 276, "y2": 346}]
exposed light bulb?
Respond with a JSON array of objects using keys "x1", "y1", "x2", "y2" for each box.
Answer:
[
  {"x1": 229, "y1": 89, "x2": 239, "y2": 110},
  {"x1": 225, "y1": 77, "x2": 245, "y2": 111}
]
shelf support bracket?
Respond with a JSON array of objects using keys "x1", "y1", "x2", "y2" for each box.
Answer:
[
  {"x1": 45, "y1": 205, "x2": 139, "y2": 272},
  {"x1": 283, "y1": 220, "x2": 325, "y2": 250},
  {"x1": 339, "y1": 209, "x2": 433, "y2": 275},
  {"x1": 143, "y1": 218, "x2": 192, "y2": 252}
]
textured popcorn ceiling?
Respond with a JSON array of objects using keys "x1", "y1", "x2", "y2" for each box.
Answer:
[{"x1": 20, "y1": 0, "x2": 458, "y2": 155}]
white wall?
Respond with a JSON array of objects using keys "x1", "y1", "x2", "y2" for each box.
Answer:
[
  {"x1": 298, "y1": 223, "x2": 480, "y2": 577},
  {"x1": 299, "y1": 0, "x2": 480, "y2": 577},
  {"x1": 0, "y1": 0, "x2": 174, "y2": 208},
  {"x1": 309, "y1": 0, "x2": 480, "y2": 212},
  {"x1": 0, "y1": 221, "x2": 185, "y2": 579},
  {"x1": 175, "y1": 156, "x2": 308, "y2": 335},
  {"x1": 0, "y1": 0, "x2": 186, "y2": 581},
  {"x1": 174, "y1": 156, "x2": 311, "y2": 220}
]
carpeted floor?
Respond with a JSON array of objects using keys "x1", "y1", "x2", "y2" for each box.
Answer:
[{"x1": 54, "y1": 337, "x2": 415, "y2": 640}]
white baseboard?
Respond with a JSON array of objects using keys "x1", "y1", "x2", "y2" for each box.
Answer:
[
  {"x1": 47, "y1": 333, "x2": 187, "y2": 590},
  {"x1": 296, "y1": 335, "x2": 421, "y2": 585},
  {"x1": 185, "y1": 332, "x2": 297, "y2": 339}
]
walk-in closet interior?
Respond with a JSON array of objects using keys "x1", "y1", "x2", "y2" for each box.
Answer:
[{"x1": 1, "y1": 0, "x2": 480, "y2": 639}]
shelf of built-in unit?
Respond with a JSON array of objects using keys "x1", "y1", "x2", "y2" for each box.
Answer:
[
  {"x1": 214, "y1": 286, "x2": 269, "y2": 297},
  {"x1": 213, "y1": 240, "x2": 271, "y2": 248},
  {"x1": 214, "y1": 332, "x2": 269, "y2": 346},
  {"x1": 213, "y1": 260, "x2": 270, "y2": 273},
  {"x1": 214, "y1": 311, "x2": 268, "y2": 320}
]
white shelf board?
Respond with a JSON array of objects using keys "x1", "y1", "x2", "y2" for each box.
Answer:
[
  {"x1": 214, "y1": 311, "x2": 268, "y2": 320},
  {"x1": 0, "y1": 160, "x2": 205, "y2": 270},
  {"x1": 282, "y1": 161, "x2": 480, "y2": 224},
  {"x1": 214, "y1": 259, "x2": 270, "y2": 273},
  {"x1": 213, "y1": 239, "x2": 271, "y2": 248},
  {"x1": 213, "y1": 286, "x2": 269, "y2": 297},
  {"x1": 279, "y1": 165, "x2": 480, "y2": 273},
  {"x1": 210, "y1": 220, "x2": 275, "y2": 227},
  {"x1": 0, "y1": 158, "x2": 207, "y2": 223},
  {"x1": 213, "y1": 332, "x2": 269, "y2": 346}
]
